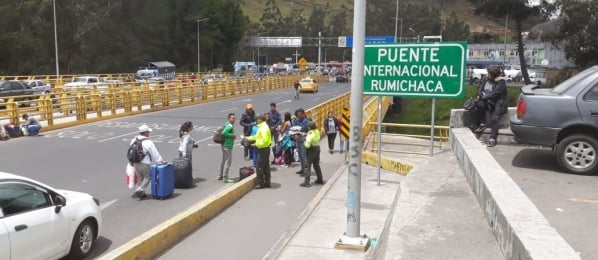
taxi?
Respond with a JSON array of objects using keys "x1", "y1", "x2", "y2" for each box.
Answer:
[{"x1": 299, "y1": 77, "x2": 318, "y2": 93}]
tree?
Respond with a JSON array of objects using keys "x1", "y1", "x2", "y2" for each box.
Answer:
[
  {"x1": 548, "y1": 0, "x2": 598, "y2": 68},
  {"x1": 442, "y1": 12, "x2": 470, "y2": 41},
  {"x1": 475, "y1": 0, "x2": 541, "y2": 84}
]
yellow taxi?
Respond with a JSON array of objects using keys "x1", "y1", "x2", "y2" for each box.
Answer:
[{"x1": 299, "y1": 77, "x2": 319, "y2": 93}]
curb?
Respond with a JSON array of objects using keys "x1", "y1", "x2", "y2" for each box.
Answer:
[
  {"x1": 98, "y1": 174, "x2": 256, "y2": 260},
  {"x1": 262, "y1": 164, "x2": 347, "y2": 260},
  {"x1": 450, "y1": 127, "x2": 579, "y2": 260}
]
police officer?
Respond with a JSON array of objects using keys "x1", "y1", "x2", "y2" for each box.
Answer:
[{"x1": 300, "y1": 121, "x2": 324, "y2": 187}]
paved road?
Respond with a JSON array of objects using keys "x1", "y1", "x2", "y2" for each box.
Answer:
[
  {"x1": 0, "y1": 81, "x2": 350, "y2": 258},
  {"x1": 489, "y1": 144, "x2": 598, "y2": 259}
]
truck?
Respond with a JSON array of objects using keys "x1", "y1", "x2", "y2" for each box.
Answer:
[{"x1": 135, "y1": 61, "x2": 176, "y2": 82}]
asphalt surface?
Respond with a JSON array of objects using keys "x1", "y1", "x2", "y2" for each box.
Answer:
[
  {"x1": 0, "y1": 80, "x2": 350, "y2": 258},
  {"x1": 489, "y1": 144, "x2": 597, "y2": 259}
]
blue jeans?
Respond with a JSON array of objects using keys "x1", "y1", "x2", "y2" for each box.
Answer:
[
  {"x1": 296, "y1": 139, "x2": 308, "y2": 174},
  {"x1": 27, "y1": 125, "x2": 41, "y2": 136}
]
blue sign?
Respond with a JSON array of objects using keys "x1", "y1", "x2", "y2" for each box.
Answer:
[{"x1": 344, "y1": 36, "x2": 395, "y2": 48}]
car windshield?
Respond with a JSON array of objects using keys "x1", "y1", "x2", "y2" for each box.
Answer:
[
  {"x1": 72, "y1": 77, "x2": 88, "y2": 83},
  {"x1": 552, "y1": 67, "x2": 598, "y2": 94},
  {"x1": 300, "y1": 79, "x2": 312, "y2": 84}
]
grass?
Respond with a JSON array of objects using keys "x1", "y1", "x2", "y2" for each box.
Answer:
[{"x1": 384, "y1": 84, "x2": 522, "y2": 134}]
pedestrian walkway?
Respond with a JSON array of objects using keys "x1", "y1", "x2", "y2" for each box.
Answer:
[{"x1": 267, "y1": 135, "x2": 503, "y2": 259}]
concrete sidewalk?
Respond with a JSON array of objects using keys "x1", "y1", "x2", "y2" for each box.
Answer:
[{"x1": 267, "y1": 138, "x2": 503, "y2": 259}]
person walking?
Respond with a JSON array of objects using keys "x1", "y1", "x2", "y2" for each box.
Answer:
[
  {"x1": 131, "y1": 125, "x2": 167, "y2": 200},
  {"x1": 21, "y1": 114, "x2": 42, "y2": 136},
  {"x1": 219, "y1": 113, "x2": 237, "y2": 182},
  {"x1": 178, "y1": 121, "x2": 197, "y2": 160},
  {"x1": 300, "y1": 122, "x2": 324, "y2": 187},
  {"x1": 293, "y1": 80, "x2": 301, "y2": 99},
  {"x1": 293, "y1": 108, "x2": 310, "y2": 176},
  {"x1": 323, "y1": 111, "x2": 340, "y2": 154},
  {"x1": 240, "y1": 103, "x2": 256, "y2": 160},
  {"x1": 244, "y1": 114, "x2": 272, "y2": 189},
  {"x1": 474, "y1": 65, "x2": 508, "y2": 147}
]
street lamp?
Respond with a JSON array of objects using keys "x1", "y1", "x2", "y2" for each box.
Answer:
[
  {"x1": 389, "y1": 17, "x2": 403, "y2": 43},
  {"x1": 197, "y1": 18, "x2": 209, "y2": 73},
  {"x1": 53, "y1": 0, "x2": 59, "y2": 76},
  {"x1": 408, "y1": 27, "x2": 416, "y2": 41}
]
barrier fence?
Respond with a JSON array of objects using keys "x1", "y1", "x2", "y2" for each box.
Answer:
[{"x1": 1, "y1": 75, "x2": 330, "y2": 131}]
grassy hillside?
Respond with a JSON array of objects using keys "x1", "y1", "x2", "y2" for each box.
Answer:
[{"x1": 240, "y1": 0, "x2": 503, "y2": 33}]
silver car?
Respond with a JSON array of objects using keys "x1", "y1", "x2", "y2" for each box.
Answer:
[{"x1": 510, "y1": 65, "x2": 598, "y2": 175}]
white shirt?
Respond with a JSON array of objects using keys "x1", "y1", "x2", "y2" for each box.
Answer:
[
  {"x1": 327, "y1": 118, "x2": 336, "y2": 134},
  {"x1": 130, "y1": 135, "x2": 164, "y2": 164},
  {"x1": 178, "y1": 133, "x2": 194, "y2": 154}
]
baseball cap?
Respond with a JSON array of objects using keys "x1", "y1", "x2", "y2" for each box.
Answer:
[
  {"x1": 138, "y1": 124, "x2": 152, "y2": 132},
  {"x1": 246, "y1": 103, "x2": 254, "y2": 109}
]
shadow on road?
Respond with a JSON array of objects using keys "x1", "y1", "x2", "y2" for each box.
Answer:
[{"x1": 511, "y1": 148, "x2": 560, "y2": 172}]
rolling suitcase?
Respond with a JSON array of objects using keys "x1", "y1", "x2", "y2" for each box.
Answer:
[
  {"x1": 150, "y1": 163, "x2": 175, "y2": 199},
  {"x1": 173, "y1": 158, "x2": 193, "y2": 188}
]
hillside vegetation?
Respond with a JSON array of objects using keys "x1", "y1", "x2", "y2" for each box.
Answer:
[{"x1": 240, "y1": 0, "x2": 503, "y2": 33}]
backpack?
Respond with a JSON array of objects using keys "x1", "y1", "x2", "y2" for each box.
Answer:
[
  {"x1": 127, "y1": 138, "x2": 147, "y2": 163},
  {"x1": 213, "y1": 127, "x2": 225, "y2": 144}
]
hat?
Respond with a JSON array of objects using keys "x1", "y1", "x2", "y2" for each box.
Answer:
[
  {"x1": 246, "y1": 103, "x2": 254, "y2": 109},
  {"x1": 138, "y1": 124, "x2": 152, "y2": 133},
  {"x1": 21, "y1": 114, "x2": 28, "y2": 119}
]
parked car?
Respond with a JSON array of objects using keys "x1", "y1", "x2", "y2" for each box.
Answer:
[
  {"x1": 299, "y1": 77, "x2": 319, "y2": 93},
  {"x1": 0, "y1": 81, "x2": 33, "y2": 103},
  {"x1": 510, "y1": 65, "x2": 598, "y2": 175},
  {"x1": 23, "y1": 80, "x2": 52, "y2": 94},
  {"x1": 200, "y1": 74, "x2": 225, "y2": 85},
  {"x1": 0, "y1": 172, "x2": 102, "y2": 259}
]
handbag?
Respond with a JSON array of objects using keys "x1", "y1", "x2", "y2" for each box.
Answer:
[{"x1": 463, "y1": 97, "x2": 477, "y2": 110}]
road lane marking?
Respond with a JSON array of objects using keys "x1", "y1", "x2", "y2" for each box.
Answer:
[
  {"x1": 195, "y1": 136, "x2": 213, "y2": 143},
  {"x1": 97, "y1": 131, "x2": 139, "y2": 143},
  {"x1": 231, "y1": 98, "x2": 252, "y2": 104},
  {"x1": 100, "y1": 199, "x2": 119, "y2": 210},
  {"x1": 220, "y1": 107, "x2": 237, "y2": 112},
  {"x1": 569, "y1": 198, "x2": 598, "y2": 204}
]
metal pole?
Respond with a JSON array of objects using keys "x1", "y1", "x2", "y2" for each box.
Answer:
[
  {"x1": 394, "y1": 0, "x2": 399, "y2": 42},
  {"x1": 504, "y1": 14, "x2": 509, "y2": 65},
  {"x1": 197, "y1": 20, "x2": 200, "y2": 73},
  {"x1": 196, "y1": 18, "x2": 209, "y2": 73},
  {"x1": 318, "y1": 31, "x2": 322, "y2": 72},
  {"x1": 347, "y1": 0, "x2": 366, "y2": 239},
  {"x1": 257, "y1": 33, "x2": 260, "y2": 73},
  {"x1": 377, "y1": 97, "x2": 382, "y2": 186},
  {"x1": 53, "y1": 0, "x2": 59, "y2": 76},
  {"x1": 430, "y1": 99, "x2": 436, "y2": 156}
]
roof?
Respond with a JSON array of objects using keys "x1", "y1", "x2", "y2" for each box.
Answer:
[{"x1": 149, "y1": 61, "x2": 175, "y2": 68}]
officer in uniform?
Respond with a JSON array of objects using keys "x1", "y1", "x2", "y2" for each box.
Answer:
[{"x1": 300, "y1": 121, "x2": 324, "y2": 187}]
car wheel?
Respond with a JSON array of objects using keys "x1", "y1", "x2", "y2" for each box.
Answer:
[
  {"x1": 555, "y1": 134, "x2": 598, "y2": 175},
  {"x1": 67, "y1": 219, "x2": 96, "y2": 259}
]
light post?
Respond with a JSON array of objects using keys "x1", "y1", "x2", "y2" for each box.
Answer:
[
  {"x1": 53, "y1": 0, "x2": 59, "y2": 76},
  {"x1": 408, "y1": 27, "x2": 416, "y2": 41},
  {"x1": 196, "y1": 18, "x2": 209, "y2": 73},
  {"x1": 389, "y1": 17, "x2": 403, "y2": 43},
  {"x1": 257, "y1": 32, "x2": 263, "y2": 73}
]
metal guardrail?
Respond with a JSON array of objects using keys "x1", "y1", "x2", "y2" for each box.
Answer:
[
  {"x1": 365, "y1": 122, "x2": 450, "y2": 156},
  {"x1": 1, "y1": 75, "x2": 331, "y2": 130}
]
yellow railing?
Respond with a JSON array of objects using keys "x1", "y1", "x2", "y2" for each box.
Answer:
[
  {"x1": 1, "y1": 75, "x2": 332, "y2": 131},
  {"x1": 365, "y1": 122, "x2": 450, "y2": 155}
]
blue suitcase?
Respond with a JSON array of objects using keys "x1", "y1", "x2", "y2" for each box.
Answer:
[{"x1": 150, "y1": 164, "x2": 175, "y2": 199}]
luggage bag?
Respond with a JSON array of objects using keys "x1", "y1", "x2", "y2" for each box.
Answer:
[
  {"x1": 150, "y1": 163, "x2": 175, "y2": 199},
  {"x1": 239, "y1": 166, "x2": 255, "y2": 181},
  {"x1": 173, "y1": 158, "x2": 193, "y2": 188}
]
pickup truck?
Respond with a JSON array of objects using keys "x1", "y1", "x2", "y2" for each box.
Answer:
[
  {"x1": 23, "y1": 80, "x2": 52, "y2": 94},
  {"x1": 0, "y1": 80, "x2": 34, "y2": 103},
  {"x1": 62, "y1": 76, "x2": 110, "y2": 92}
]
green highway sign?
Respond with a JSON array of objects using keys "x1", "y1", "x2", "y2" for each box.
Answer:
[{"x1": 363, "y1": 42, "x2": 467, "y2": 98}]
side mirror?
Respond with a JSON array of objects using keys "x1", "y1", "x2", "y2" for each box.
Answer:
[{"x1": 54, "y1": 195, "x2": 66, "y2": 213}]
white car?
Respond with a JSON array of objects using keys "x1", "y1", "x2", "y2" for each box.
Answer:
[{"x1": 0, "y1": 172, "x2": 102, "y2": 260}]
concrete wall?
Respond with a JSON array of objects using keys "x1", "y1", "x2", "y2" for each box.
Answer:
[{"x1": 450, "y1": 128, "x2": 579, "y2": 260}]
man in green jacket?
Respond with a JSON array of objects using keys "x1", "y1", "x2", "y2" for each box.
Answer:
[
  {"x1": 301, "y1": 121, "x2": 324, "y2": 187},
  {"x1": 244, "y1": 114, "x2": 272, "y2": 189},
  {"x1": 219, "y1": 113, "x2": 237, "y2": 182}
]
